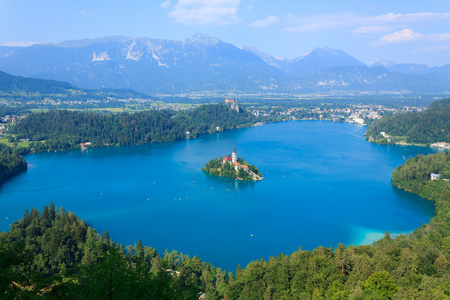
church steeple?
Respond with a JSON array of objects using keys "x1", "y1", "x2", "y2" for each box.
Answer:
[{"x1": 232, "y1": 146, "x2": 237, "y2": 163}]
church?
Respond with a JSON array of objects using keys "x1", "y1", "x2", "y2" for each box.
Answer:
[{"x1": 222, "y1": 146, "x2": 242, "y2": 171}]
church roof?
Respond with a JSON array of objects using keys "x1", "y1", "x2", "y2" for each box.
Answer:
[{"x1": 223, "y1": 155, "x2": 232, "y2": 161}]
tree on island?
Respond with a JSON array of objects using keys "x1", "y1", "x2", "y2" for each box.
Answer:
[{"x1": 202, "y1": 148, "x2": 262, "y2": 181}]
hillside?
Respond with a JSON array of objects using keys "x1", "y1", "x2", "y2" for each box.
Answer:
[
  {"x1": 392, "y1": 152, "x2": 450, "y2": 205},
  {"x1": 0, "y1": 70, "x2": 149, "y2": 102},
  {"x1": 366, "y1": 98, "x2": 450, "y2": 145}
]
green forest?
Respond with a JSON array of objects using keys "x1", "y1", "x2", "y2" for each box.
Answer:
[
  {"x1": 2, "y1": 152, "x2": 450, "y2": 299},
  {"x1": 9, "y1": 103, "x2": 255, "y2": 153},
  {"x1": 0, "y1": 143, "x2": 27, "y2": 184},
  {"x1": 366, "y1": 98, "x2": 450, "y2": 144}
]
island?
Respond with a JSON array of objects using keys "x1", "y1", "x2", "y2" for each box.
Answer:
[{"x1": 202, "y1": 147, "x2": 263, "y2": 181}]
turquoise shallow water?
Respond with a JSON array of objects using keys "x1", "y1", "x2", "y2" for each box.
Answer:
[{"x1": 0, "y1": 121, "x2": 438, "y2": 271}]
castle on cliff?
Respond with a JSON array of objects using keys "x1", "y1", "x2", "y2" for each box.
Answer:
[{"x1": 225, "y1": 99, "x2": 239, "y2": 113}]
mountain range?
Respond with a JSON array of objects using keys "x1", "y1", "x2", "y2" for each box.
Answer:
[{"x1": 0, "y1": 34, "x2": 449, "y2": 95}]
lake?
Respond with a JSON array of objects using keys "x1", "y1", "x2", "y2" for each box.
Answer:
[{"x1": 0, "y1": 121, "x2": 438, "y2": 271}]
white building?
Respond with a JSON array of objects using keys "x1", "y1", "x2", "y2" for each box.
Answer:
[{"x1": 431, "y1": 173, "x2": 441, "y2": 181}]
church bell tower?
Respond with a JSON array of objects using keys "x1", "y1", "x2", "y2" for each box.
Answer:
[{"x1": 232, "y1": 146, "x2": 237, "y2": 163}]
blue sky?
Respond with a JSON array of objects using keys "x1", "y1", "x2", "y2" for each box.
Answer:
[{"x1": 1, "y1": 0, "x2": 450, "y2": 66}]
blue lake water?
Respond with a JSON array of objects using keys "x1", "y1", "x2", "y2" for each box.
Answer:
[{"x1": 0, "y1": 121, "x2": 439, "y2": 271}]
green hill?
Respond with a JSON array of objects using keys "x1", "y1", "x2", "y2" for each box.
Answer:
[
  {"x1": 9, "y1": 103, "x2": 255, "y2": 152},
  {"x1": 366, "y1": 98, "x2": 450, "y2": 144},
  {"x1": 0, "y1": 70, "x2": 148, "y2": 102}
]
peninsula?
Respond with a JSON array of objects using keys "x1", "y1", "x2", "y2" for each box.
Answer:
[{"x1": 202, "y1": 147, "x2": 263, "y2": 181}]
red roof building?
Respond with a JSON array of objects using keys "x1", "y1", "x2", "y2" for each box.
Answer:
[{"x1": 223, "y1": 155, "x2": 232, "y2": 162}]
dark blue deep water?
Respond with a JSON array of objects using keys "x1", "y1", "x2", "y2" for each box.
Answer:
[{"x1": 0, "y1": 121, "x2": 439, "y2": 271}]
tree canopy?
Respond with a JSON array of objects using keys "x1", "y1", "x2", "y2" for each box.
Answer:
[{"x1": 366, "y1": 98, "x2": 450, "y2": 144}]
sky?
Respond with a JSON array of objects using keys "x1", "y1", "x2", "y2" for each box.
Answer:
[{"x1": 1, "y1": 0, "x2": 450, "y2": 66}]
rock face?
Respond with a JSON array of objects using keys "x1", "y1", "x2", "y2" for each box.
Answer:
[
  {"x1": 225, "y1": 99, "x2": 239, "y2": 112},
  {"x1": 0, "y1": 34, "x2": 449, "y2": 95}
]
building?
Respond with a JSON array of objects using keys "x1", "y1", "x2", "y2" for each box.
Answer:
[
  {"x1": 223, "y1": 155, "x2": 232, "y2": 164},
  {"x1": 232, "y1": 146, "x2": 237, "y2": 163},
  {"x1": 431, "y1": 173, "x2": 441, "y2": 181}
]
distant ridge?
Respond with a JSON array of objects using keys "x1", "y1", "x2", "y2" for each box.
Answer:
[{"x1": 0, "y1": 34, "x2": 449, "y2": 95}]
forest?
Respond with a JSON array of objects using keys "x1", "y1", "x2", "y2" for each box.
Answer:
[
  {"x1": 9, "y1": 103, "x2": 255, "y2": 153},
  {"x1": 366, "y1": 98, "x2": 450, "y2": 144},
  {"x1": 1, "y1": 152, "x2": 450, "y2": 299},
  {"x1": 0, "y1": 143, "x2": 27, "y2": 184}
]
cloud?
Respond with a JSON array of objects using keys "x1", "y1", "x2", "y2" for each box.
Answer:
[
  {"x1": 160, "y1": 0, "x2": 171, "y2": 8},
  {"x1": 364, "y1": 12, "x2": 450, "y2": 25},
  {"x1": 379, "y1": 29, "x2": 422, "y2": 43},
  {"x1": 249, "y1": 16, "x2": 279, "y2": 28},
  {"x1": 352, "y1": 26, "x2": 391, "y2": 34},
  {"x1": 0, "y1": 42, "x2": 38, "y2": 47},
  {"x1": 282, "y1": 12, "x2": 450, "y2": 34},
  {"x1": 168, "y1": 0, "x2": 241, "y2": 25},
  {"x1": 377, "y1": 29, "x2": 450, "y2": 44},
  {"x1": 283, "y1": 13, "x2": 355, "y2": 32}
]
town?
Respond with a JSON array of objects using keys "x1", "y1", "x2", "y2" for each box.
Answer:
[{"x1": 0, "y1": 98, "x2": 429, "y2": 142}]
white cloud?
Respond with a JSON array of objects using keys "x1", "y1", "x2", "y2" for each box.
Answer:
[
  {"x1": 0, "y1": 42, "x2": 38, "y2": 47},
  {"x1": 379, "y1": 29, "x2": 422, "y2": 43},
  {"x1": 282, "y1": 12, "x2": 450, "y2": 34},
  {"x1": 160, "y1": 0, "x2": 171, "y2": 9},
  {"x1": 364, "y1": 12, "x2": 450, "y2": 25},
  {"x1": 168, "y1": 0, "x2": 241, "y2": 25},
  {"x1": 377, "y1": 29, "x2": 450, "y2": 44},
  {"x1": 249, "y1": 16, "x2": 279, "y2": 28},
  {"x1": 283, "y1": 13, "x2": 355, "y2": 32},
  {"x1": 352, "y1": 26, "x2": 391, "y2": 34}
]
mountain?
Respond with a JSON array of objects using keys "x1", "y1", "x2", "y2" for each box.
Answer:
[
  {"x1": 299, "y1": 66, "x2": 446, "y2": 93},
  {"x1": 366, "y1": 58, "x2": 450, "y2": 79},
  {"x1": 387, "y1": 63, "x2": 432, "y2": 74},
  {"x1": 368, "y1": 57, "x2": 396, "y2": 68},
  {"x1": 0, "y1": 70, "x2": 148, "y2": 101},
  {"x1": 281, "y1": 47, "x2": 366, "y2": 77},
  {"x1": 0, "y1": 34, "x2": 292, "y2": 94},
  {"x1": 244, "y1": 46, "x2": 366, "y2": 77},
  {"x1": 0, "y1": 35, "x2": 449, "y2": 95}
]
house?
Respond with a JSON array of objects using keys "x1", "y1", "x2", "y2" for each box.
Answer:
[
  {"x1": 233, "y1": 162, "x2": 241, "y2": 171},
  {"x1": 431, "y1": 173, "x2": 441, "y2": 181}
]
